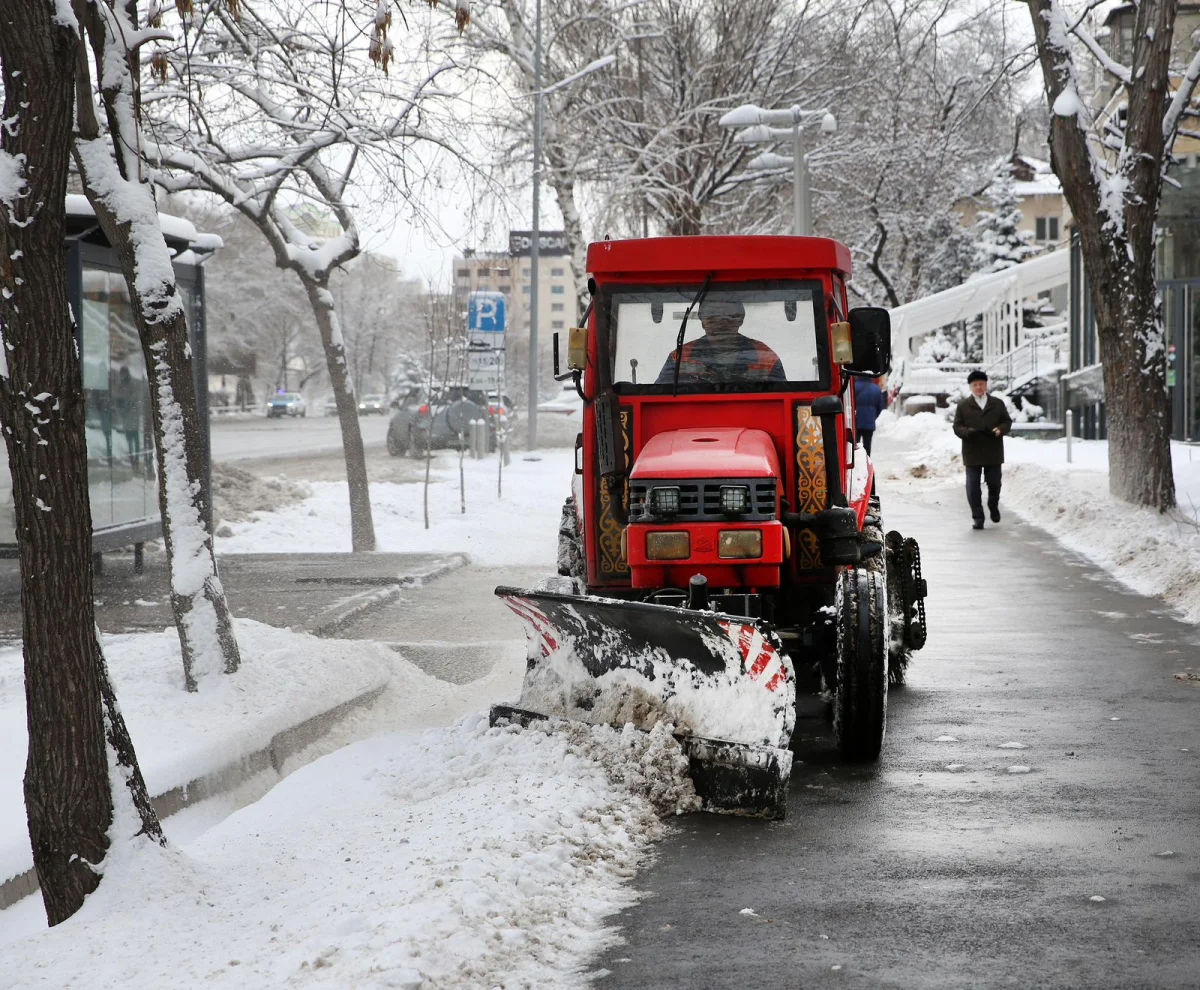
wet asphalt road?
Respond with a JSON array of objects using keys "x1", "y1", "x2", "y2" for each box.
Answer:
[{"x1": 592, "y1": 492, "x2": 1200, "y2": 990}]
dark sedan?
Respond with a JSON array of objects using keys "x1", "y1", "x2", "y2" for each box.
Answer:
[{"x1": 386, "y1": 387, "x2": 498, "y2": 457}]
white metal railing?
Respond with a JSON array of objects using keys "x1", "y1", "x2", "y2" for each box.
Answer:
[{"x1": 983, "y1": 331, "x2": 1068, "y2": 389}]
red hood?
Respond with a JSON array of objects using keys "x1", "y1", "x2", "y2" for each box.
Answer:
[{"x1": 630, "y1": 428, "x2": 781, "y2": 480}]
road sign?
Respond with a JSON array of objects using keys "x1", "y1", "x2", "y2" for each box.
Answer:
[
  {"x1": 467, "y1": 346, "x2": 505, "y2": 392},
  {"x1": 468, "y1": 291, "x2": 506, "y2": 334}
]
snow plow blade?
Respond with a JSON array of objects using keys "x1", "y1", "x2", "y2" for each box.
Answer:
[{"x1": 490, "y1": 587, "x2": 796, "y2": 819}]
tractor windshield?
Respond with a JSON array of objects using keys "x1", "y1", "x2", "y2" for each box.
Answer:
[{"x1": 606, "y1": 280, "x2": 828, "y2": 393}]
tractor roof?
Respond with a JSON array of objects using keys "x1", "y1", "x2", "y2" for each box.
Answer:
[{"x1": 586, "y1": 235, "x2": 852, "y2": 279}]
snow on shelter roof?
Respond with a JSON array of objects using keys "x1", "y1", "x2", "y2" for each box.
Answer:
[
  {"x1": 889, "y1": 247, "x2": 1069, "y2": 350},
  {"x1": 65, "y1": 193, "x2": 223, "y2": 256},
  {"x1": 587, "y1": 236, "x2": 852, "y2": 279}
]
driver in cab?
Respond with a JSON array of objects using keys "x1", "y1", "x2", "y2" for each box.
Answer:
[{"x1": 655, "y1": 298, "x2": 786, "y2": 385}]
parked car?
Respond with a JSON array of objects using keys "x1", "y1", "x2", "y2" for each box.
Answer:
[
  {"x1": 536, "y1": 383, "x2": 582, "y2": 417},
  {"x1": 487, "y1": 392, "x2": 517, "y2": 418},
  {"x1": 322, "y1": 395, "x2": 339, "y2": 416},
  {"x1": 357, "y1": 393, "x2": 387, "y2": 416},
  {"x1": 386, "y1": 386, "x2": 496, "y2": 457},
  {"x1": 266, "y1": 392, "x2": 306, "y2": 418}
]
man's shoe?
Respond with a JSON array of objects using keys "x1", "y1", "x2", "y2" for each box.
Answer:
[
  {"x1": 990, "y1": 506, "x2": 1001, "y2": 523},
  {"x1": 972, "y1": 519, "x2": 984, "y2": 530}
]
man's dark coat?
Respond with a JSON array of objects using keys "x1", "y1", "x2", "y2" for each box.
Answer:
[{"x1": 953, "y1": 394, "x2": 1013, "y2": 467}]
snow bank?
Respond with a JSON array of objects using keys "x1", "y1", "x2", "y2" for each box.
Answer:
[
  {"x1": 218, "y1": 449, "x2": 574, "y2": 567},
  {"x1": 2, "y1": 717, "x2": 696, "y2": 989},
  {"x1": 0, "y1": 620, "x2": 395, "y2": 889},
  {"x1": 877, "y1": 411, "x2": 1200, "y2": 623}
]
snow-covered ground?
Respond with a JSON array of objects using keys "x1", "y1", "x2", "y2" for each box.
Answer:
[
  {"x1": 0, "y1": 621, "x2": 396, "y2": 894},
  {"x1": 2, "y1": 446, "x2": 702, "y2": 988},
  {"x1": 217, "y1": 449, "x2": 573, "y2": 566},
  {"x1": 877, "y1": 410, "x2": 1200, "y2": 623},
  {"x1": 1, "y1": 718, "x2": 696, "y2": 989}
]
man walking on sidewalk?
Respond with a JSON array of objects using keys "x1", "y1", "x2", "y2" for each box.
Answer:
[{"x1": 953, "y1": 370, "x2": 1012, "y2": 530}]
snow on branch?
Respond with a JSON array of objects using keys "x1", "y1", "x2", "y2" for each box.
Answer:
[
  {"x1": 1164, "y1": 46, "x2": 1200, "y2": 140},
  {"x1": 1068, "y1": 19, "x2": 1132, "y2": 85}
]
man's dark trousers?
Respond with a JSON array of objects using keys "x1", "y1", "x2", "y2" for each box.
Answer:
[
  {"x1": 966, "y1": 465, "x2": 1001, "y2": 523},
  {"x1": 860, "y1": 430, "x2": 875, "y2": 455}
]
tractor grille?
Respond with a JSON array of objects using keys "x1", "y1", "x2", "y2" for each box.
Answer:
[{"x1": 629, "y1": 478, "x2": 777, "y2": 522}]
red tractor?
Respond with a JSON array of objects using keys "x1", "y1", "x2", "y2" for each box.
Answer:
[{"x1": 493, "y1": 235, "x2": 927, "y2": 818}]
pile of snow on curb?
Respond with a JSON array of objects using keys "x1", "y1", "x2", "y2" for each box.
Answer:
[{"x1": 3, "y1": 717, "x2": 698, "y2": 989}]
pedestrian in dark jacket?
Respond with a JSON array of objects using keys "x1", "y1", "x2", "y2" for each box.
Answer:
[
  {"x1": 953, "y1": 370, "x2": 1012, "y2": 529},
  {"x1": 853, "y1": 376, "x2": 888, "y2": 454}
]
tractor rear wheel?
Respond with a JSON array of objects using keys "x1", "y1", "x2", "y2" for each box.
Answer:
[
  {"x1": 884, "y1": 534, "x2": 911, "y2": 685},
  {"x1": 861, "y1": 499, "x2": 908, "y2": 687},
  {"x1": 833, "y1": 568, "x2": 888, "y2": 761}
]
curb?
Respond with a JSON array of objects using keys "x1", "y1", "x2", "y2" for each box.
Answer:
[
  {"x1": 0, "y1": 683, "x2": 386, "y2": 912},
  {"x1": 306, "y1": 552, "x2": 469, "y2": 639}
]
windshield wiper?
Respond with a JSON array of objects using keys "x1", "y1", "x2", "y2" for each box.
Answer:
[{"x1": 671, "y1": 273, "x2": 714, "y2": 397}]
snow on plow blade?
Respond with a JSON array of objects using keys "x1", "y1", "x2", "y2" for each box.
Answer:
[{"x1": 491, "y1": 586, "x2": 796, "y2": 819}]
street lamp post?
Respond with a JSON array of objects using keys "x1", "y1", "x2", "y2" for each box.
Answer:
[
  {"x1": 523, "y1": 42, "x2": 615, "y2": 452},
  {"x1": 528, "y1": 0, "x2": 543, "y2": 451},
  {"x1": 718, "y1": 104, "x2": 837, "y2": 236}
]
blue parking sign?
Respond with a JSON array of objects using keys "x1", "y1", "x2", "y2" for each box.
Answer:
[{"x1": 468, "y1": 291, "x2": 506, "y2": 334}]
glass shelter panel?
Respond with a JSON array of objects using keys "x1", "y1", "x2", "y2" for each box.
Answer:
[{"x1": 82, "y1": 267, "x2": 155, "y2": 528}]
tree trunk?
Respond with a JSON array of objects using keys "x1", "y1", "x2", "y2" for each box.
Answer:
[
  {"x1": 1024, "y1": 0, "x2": 1178, "y2": 512},
  {"x1": 1083, "y1": 236, "x2": 1175, "y2": 508},
  {"x1": 0, "y1": 1, "x2": 161, "y2": 926},
  {"x1": 303, "y1": 278, "x2": 376, "y2": 551},
  {"x1": 72, "y1": 2, "x2": 241, "y2": 689}
]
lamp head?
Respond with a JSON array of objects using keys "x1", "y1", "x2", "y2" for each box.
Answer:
[{"x1": 718, "y1": 104, "x2": 764, "y2": 128}]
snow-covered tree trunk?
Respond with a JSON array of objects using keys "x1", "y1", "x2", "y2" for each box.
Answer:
[
  {"x1": 303, "y1": 278, "x2": 376, "y2": 551},
  {"x1": 0, "y1": 0, "x2": 161, "y2": 927},
  {"x1": 1024, "y1": 0, "x2": 1196, "y2": 511},
  {"x1": 73, "y1": 0, "x2": 241, "y2": 688}
]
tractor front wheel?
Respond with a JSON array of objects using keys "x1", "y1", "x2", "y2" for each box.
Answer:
[
  {"x1": 833, "y1": 567, "x2": 888, "y2": 761},
  {"x1": 556, "y1": 496, "x2": 587, "y2": 588}
]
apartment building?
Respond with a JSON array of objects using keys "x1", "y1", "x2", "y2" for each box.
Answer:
[
  {"x1": 452, "y1": 231, "x2": 580, "y2": 339},
  {"x1": 955, "y1": 153, "x2": 1072, "y2": 250}
]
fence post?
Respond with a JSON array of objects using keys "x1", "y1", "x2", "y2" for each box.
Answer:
[{"x1": 1065, "y1": 408, "x2": 1073, "y2": 463}]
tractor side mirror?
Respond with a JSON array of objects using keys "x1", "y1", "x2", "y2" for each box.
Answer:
[
  {"x1": 847, "y1": 307, "x2": 892, "y2": 375},
  {"x1": 811, "y1": 395, "x2": 843, "y2": 417},
  {"x1": 567, "y1": 326, "x2": 588, "y2": 372}
]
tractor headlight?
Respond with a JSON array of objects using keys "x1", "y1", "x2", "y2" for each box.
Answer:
[
  {"x1": 719, "y1": 485, "x2": 751, "y2": 516},
  {"x1": 645, "y1": 531, "x2": 690, "y2": 560},
  {"x1": 649, "y1": 486, "x2": 681, "y2": 517},
  {"x1": 718, "y1": 530, "x2": 762, "y2": 559}
]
